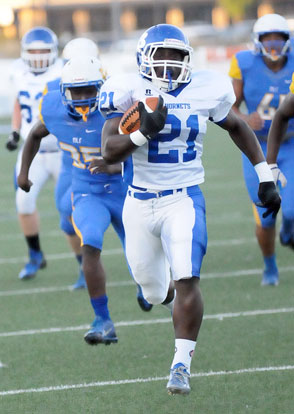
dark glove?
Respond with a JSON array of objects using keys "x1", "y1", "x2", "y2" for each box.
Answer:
[
  {"x1": 256, "y1": 181, "x2": 281, "y2": 218},
  {"x1": 6, "y1": 131, "x2": 20, "y2": 151},
  {"x1": 138, "y1": 95, "x2": 167, "y2": 140}
]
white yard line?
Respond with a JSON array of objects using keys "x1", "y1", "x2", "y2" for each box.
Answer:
[
  {"x1": 0, "y1": 248, "x2": 124, "y2": 265},
  {"x1": 0, "y1": 307, "x2": 293, "y2": 338},
  {"x1": 0, "y1": 280, "x2": 133, "y2": 297},
  {"x1": 0, "y1": 230, "x2": 62, "y2": 241},
  {"x1": 0, "y1": 236, "x2": 259, "y2": 266},
  {"x1": 1, "y1": 264, "x2": 294, "y2": 298},
  {"x1": 0, "y1": 236, "x2": 276, "y2": 268},
  {"x1": 0, "y1": 236, "x2": 256, "y2": 254},
  {"x1": 0, "y1": 364, "x2": 293, "y2": 396},
  {"x1": 203, "y1": 265, "x2": 294, "y2": 279}
]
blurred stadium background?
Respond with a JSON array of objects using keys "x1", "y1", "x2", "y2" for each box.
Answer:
[{"x1": 0, "y1": 0, "x2": 293, "y2": 117}]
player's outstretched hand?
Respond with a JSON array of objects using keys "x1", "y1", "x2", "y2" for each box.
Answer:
[
  {"x1": 256, "y1": 181, "x2": 281, "y2": 218},
  {"x1": 247, "y1": 112, "x2": 264, "y2": 131},
  {"x1": 6, "y1": 131, "x2": 20, "y2": 151},
  {"x1": 138, "y1": 95, "x2": 167, "y2": 140},
  {"x1": 268, "y1": 163, "x2": 287, "y2": 188},
  {"x1": 89, "y1": 157, "x2": 107, "y2": 174},
  {"x1": 17, "y1": 173, "x2": 33, "y2": 192}
]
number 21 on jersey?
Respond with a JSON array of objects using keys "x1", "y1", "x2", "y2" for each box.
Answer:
[{"x1": 148, "y1": 114, "x2": 199, "y2": 163}]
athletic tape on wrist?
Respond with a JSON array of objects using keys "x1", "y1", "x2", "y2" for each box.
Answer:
[
  {"x1": 129, "y1": 130, "x2": 148, "y2": 146},
  {"x1": 254, "y1": 161, "x2": 274, "y2": 183}
]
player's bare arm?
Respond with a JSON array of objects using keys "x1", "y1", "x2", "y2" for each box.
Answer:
[
  {"x1": 102, "y1": 96, "x2": 167, "y2": 164},
  {"x1": 12, "y1": 99, "x2": 22, "y2": 131},
  {"x1": 102, "y1": 116, "x2": 137, "y2": 164},
  {"x1": 17, "y1": 120, "x2": 49, "y2": 192},
  {"x1": 267, "y1": 92, "x2": 294, "y2": 164},
  {"x1": 6, "y1": 99, "x2": 22, "y2": 151},
  {"x1": 231, "y1": 78, "x2": 244, "y2": 110},
  {"x1": 219, "y1": 108, "x2": 265, "y2": 165},
  {"x1": 231, "y1": 75, "x2": 264, "y2": 131},
  {"x1": 220, "y1": 108, "x2": 280, "y2": 218}
]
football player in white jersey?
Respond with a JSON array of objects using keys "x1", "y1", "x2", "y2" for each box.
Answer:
[
  {"x1": 99, "y1": 24, "x2": 281, "y2": 395},
  {"x1": 6, "y1": 27, "x2": 63, "y2": 280}
]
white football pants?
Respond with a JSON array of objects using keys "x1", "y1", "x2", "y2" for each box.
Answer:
[
  {"x1": 123, "y1": 187, "x2": 207, "y2": 305},
  {"x1": 15, "y1": 148, "x2": 62, "y2": 214}
]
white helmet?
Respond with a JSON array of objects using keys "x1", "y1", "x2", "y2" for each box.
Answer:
[
  {"x1": 62, "y1": 37, "x2": 99, "y2": 61},
  {"x1": 60, "y1": 56, "x2": 104, "y2": 120},
  {"x1": 253, "y1": 14, "x2": 291, "y2": 60}
]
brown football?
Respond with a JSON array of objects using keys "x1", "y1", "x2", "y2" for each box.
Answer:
[{"x1": 118, "y1": 97, "x2": 159, "y2": 135}]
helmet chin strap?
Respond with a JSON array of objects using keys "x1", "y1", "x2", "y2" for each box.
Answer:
[{"x1": 75, "y1": 106, "x2": 89, "y2": 122}]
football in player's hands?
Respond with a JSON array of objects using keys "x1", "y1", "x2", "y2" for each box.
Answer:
[
  {"x1": 119, "y1": 97, "x2": 162, "y2": 135},
  {"x1": 138, "y1": 96, "x2": 167, "y2": 139}
]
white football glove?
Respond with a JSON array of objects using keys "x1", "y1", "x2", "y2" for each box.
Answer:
[{"x1": 268, "y1": 163, "x2": 287, "y2": 188}]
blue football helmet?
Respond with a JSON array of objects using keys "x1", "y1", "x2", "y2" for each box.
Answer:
[
  {"x1": 60, "y1": 56, "x2": 104, "y2": 121},
  {"x1": 21, "y1": 27, "x2": 58, "y2": 73},
  {"x1": 253, "y1": 14, "x2": 291, "y2": 61},
  {"x1": 136, "y1": 24, "x2": 193, "y2": 92}
]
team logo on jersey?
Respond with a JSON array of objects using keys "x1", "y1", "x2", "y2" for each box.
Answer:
[
  {"x1": 73, "y1": 137, "x2": 82, "y2": 144},
  {"x1": 145, "y1": 89, "x2": 152, "y2": 96},
  {"x1": 269, "y1": 86, "x2": 278, "y2": 93}
]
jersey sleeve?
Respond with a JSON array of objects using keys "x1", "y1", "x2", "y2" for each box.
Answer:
[
  {"x1": 209, "y1": 75, "x2": 236, "y2": 123},
  {"x1": 99, "y1": 75, "x2": 134, "y2": 119},
  {"x1": 38, "y1": 91, "x2": 57, "y2": 131},
  {"x1": 42, "y1": 85, "x2": 48, "y2": 97},
  {"x1": 39, "y1": 95, "x2": 47, "y2": 126},
  {"x1": 290, "y1": 72, "x2": 294, "y2": 94},
  {"x1": 228, "y1": 54, "x2": 242, "y2": 80}
]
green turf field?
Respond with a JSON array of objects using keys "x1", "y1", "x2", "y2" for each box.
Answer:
[{"x1": 0, "y1": 123, "x2": 293, "y2": 414}]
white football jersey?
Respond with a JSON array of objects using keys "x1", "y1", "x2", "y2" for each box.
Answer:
[
  {"x1": 13, "y1": 59, "x2": 63, "y2": 152},
  {"x1": 100, "y1": 71, "x2": 235, "y2": 190}
]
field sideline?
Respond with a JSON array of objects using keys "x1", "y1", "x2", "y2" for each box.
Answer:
[{"x1": 0, "y1": 123, "x2": 293, "y2": 413}]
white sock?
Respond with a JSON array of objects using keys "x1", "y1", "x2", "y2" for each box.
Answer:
[{"x1": 171, "y1": 338, "x2": 196, "y2": 373}]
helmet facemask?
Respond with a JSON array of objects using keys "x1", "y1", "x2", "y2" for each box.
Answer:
[
  {"x1": 22, "y1": 48, "x2": 57, "y2": 73},
  {"x1": 257, "y1": 35, "x2": 290, "y2": 62},
  {"x1": 62, "y1": 81, "x2": 103, "y2": 121},
  {"x1": 139, "y1": 43, "x2": 192, "y2": 92}
]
